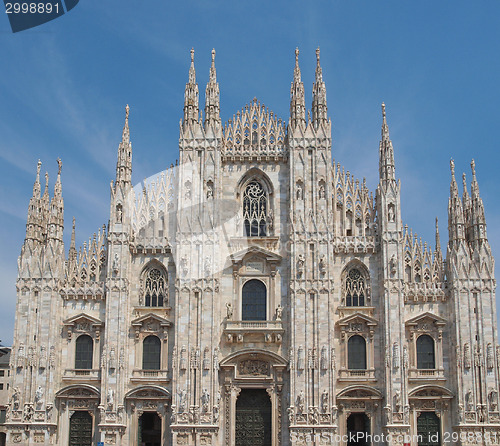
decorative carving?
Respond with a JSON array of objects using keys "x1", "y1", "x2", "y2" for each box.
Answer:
[
  {"x1": 489, "y1": 389, "x2": 498, "y2": 412},
  {"x1": 180, "y1": 346, "x2": 187, "y2": 370},
  {"x1": 393, "y1": 342, "x2": 400, "y2": 370},
  {"x1": 320, "y1": 346, "x2": 328, "y2": 370},
  {"x1": 296, "y1": 254, "x2": 305, "y2": 277},
  {"x1": 464, "y1": 343, "x2": 471, "y2": 369},
  {"x1": 10, "y1": 387, "x2": 20, "y2": 411},
  {"x1": 238, "y1": 360, "x2": 270, "y2": 376},
  {"x1": 297, "y1": 346, "x2": 304, "y2": 370},
  {"x1": 275, "y1": 304, "x2": 283, "y2": 321},
  {"x1": 487, "y1": 343, "x2": 494, "y2": 369}
]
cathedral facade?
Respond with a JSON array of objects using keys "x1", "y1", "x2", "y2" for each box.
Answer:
[{"x1": 6, "y1": 48, "x2": 500, "y2": 446}]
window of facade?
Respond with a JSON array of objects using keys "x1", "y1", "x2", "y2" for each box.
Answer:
[
  {"x1": 75, "y1": 335, "x2": 93, "y2": 370},
  {"x1": 345, "y1": 268, "x2": 366, "y2": 307},
  {"x1": 242, "y1": 279, "x2": 267, "y2": 321},
  {"x1": 243, "y1": 181, "x2": 268, "y2": 237},
  {"x1": 416, "y1": 335, "x2": 435, "y2": 369},
  {"x1": 143, "y1": 267, "x2": 167, "y2": 307},
  {"x1": 142, "y1": 335, "x2": 161, "y2": 370},
  {"x1": 348, "y1": 335, "x2": 367, "y2": 370}
]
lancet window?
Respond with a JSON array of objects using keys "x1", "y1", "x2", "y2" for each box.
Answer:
[
  {"x1": 243, "y1": 181, "x2": 268, "y2": 237},
  {"x1": 143, "y1": 266, "x2": 167, "y2": 307},
  {"x1": 345, "y1": 268, "x2": 366, "y2": 307}
]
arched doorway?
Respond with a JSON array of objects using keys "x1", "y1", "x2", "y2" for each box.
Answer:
[
  {"x1": 69, "y1": 411, "x2": 92, "y2": 446},
  {"x1": 417, "y1": 412, "x2": 440, "y2": 446},
  {"x1": 139, "y1": 412, "x2": 162, "y2": 446},
  {"x1": 235, "y1": 389, "x2": 271, "y2": 446},
  {"x1": 347, "y1": 413, "x2": 370, "y2": 446}
]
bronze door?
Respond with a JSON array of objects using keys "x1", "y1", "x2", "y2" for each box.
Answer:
[
  {"x1": 417, "y1": 412, "x2": 440, "y2": 446},
  {"x1": 236, "y1": 389, "x2": 272, "y2": 446},
  {"x1": 69, "y1": 411, "x2": 92, "y2": 446}
]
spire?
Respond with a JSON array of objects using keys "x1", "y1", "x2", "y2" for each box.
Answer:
[
  {"x1": 378, "y1": 103, "x2": 396, "y2": 185},
  {"x1": 183, "y1": 48, "x2": 199, "y2": 129},
  {"x1": 290, "y1": 47, "x2": 305, "y2": 129},
  {"x1": 448, "y1": 159, "x2": 466, "y2": 248},
  {"x1": 69, "y1": 217, "x2": 77, "y2": 263},
  {"x1": 115, "y1": 105, "x2": 132, "y2": 185},
  {"x1": 435, "y1": 217, "x2": 443, "y2": 261},
  {"x1": 48, "y1": 159, "x2": 64, "y2": 242},
  {"x1": 468, "y1": 159, "x2": 488, "y2": 247},
  {"x1": 25, "y1": 160, "x2": 43, "y2": 242},
  {"x1": 204, "y1": 48, "x2": 221, "y2": 131},
  {"x1": 312, "y1": 47, "x2": 328, "y2": 128}
]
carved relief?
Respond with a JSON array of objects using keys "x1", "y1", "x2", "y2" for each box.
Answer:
[{"x1": 238, "y1": 360, "x2": 270, "y2": 376}]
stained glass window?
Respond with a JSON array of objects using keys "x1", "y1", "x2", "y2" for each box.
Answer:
[
  {"x1": 243, "y1": 181, "x2": 268, "y2": 237},
  {"x1": 144, "y1": 268, "x2": 166, "y2": 307},
  {"x1": 345, "y1": 268, "x2": 366, "y2": 306}
]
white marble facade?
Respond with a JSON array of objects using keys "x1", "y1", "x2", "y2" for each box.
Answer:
[{"x1": 6, "y1": 48, "x2": 500, "y2": 445}]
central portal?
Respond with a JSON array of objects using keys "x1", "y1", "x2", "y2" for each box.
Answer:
[
  {"x1": 235, "y1": 389, "x2": 272, "y2": 446},
  {"x1": 138, "y1": 412, "x2": 161, "y2": 446}
]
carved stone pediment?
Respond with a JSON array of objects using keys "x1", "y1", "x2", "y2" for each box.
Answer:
[
  {"x1": 131, "y1": 313, "x2": 172, "y2": 338},
  {"x1": 405, "y1": 312, "x2": 446, "y2": 329},
  {"x1": 63, "y1": 313, "x2": 104, "y2": 339}
]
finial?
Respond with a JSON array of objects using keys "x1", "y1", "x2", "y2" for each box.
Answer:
[
  {"x1": 125, "y1": 104, "x2": 130, "y2": 120},
  {"x1": 37, "y1": 160, "x2": 42, "y2": 176},
  {"x1": 316, "y1": 47, "x2": 320, "y2": 64},
  {"x1": 471, "y1": 159, "x2": 476, "y2": 178},
  {"x1": 381, "y1": 102, "x2": 386, "y2": 119},
  {"x1": 435, "y1": 217, "x2": 439, "y2": 228},
  {"x1": 57, "y1": 158, "x2": 62, "y2": 175},
  {"x1": 45, "y1": 172, "x2": 49, "y2": 185},
  {"x1": 450, "y1": 159, "x2": 455, "y2": 177},
  {"x1": 72, "y1": 216, "x2": 75, "y2": 228},
  {"x1": 295, "y1": 47, "x2": 299, "y2": 62},
  {"x1": 462, "y1": 172, "x2": 468, "y2": 195},
  {"x1": 211, "y1": 48, "x2": 215, "y2": 62},
  {"x1": 190, "y1": 48, "x2": 194, "y2": 63}
]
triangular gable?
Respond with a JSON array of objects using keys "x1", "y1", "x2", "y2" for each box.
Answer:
[
  {"x1": 230, "y1": 246, "x2": 282, "y2": 263},
  {"x1": 405, "y1": 312, "x2": 446, "y2": 327},
  {"x1": 131, "y1": 313, "x2": 172, "y2": 328},
  {"x1": 63, "y1": 313, "x2": 103, "y2": 327},
  {"x1": 337, "y1": 312, "x2": 378, "y2": 327}
]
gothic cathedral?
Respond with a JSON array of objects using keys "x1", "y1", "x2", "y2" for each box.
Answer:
[{"x1": 6, "y1": 48, "x2": 499, "y2": 446}]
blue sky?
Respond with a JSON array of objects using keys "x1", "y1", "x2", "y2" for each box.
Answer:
[{"x1": 0, "y1": 1, "x2": 499, "y2": 345}]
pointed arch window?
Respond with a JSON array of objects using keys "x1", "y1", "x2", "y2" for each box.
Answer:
[
  {"x1": 143, "y1": 335, "x2": 161, "y2": 370},
  {"x1": 345, "y1": 268, "x2": 366, "y2": 307},
  {"x1": 75, "y1": 335, "x2": 93, "y2": 370},
  {"x1": 243, "y1": 181, "x2": 268, "y2": 237},
  {"x1": 143, "y1": 267, "x2": 167, "y2": 307}
]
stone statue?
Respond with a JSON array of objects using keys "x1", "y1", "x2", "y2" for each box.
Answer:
[
  {"x1": 23, "y1": 404, "x2": 34, "y2": 422},
  {"x1": 226, "y1": 302, "x2": 233, "y2": 320},
  {"x1": 179, "y1": 389, "x2": 187, "y2": 413},
  {"x1": 10, "y1": 387, "x2": 20, "y2": 411},
  {"x1": 297, "y1": 254, "x2": 305, "y2": 276},
  {"x1": 321, "y1": 390, "x2": 328, "y2": 413},
  {"x1": 35, "y1": 386, "x2": 44, "y2": 409},
  {"x1": 201, "y1": 389, "x2": 210, "y2": 412},
  {"x1": 297, "y1": 390, "x2": 305, "y2": 414},
  {"x1": 296, "y1": 182, "x2": 303, "y2": 200},
  {"x1": 112, "y1": 253, "x2": 119, "y2": 273},
  {"x1": 388, "y1": 204, "x2": 395, "y2": 222},
  {"x1": 275, "y1": 304, "x2": 283, "y2": 321},
  {"x1": 107, "y1": 389, "x2": 114, "y2": 409}
]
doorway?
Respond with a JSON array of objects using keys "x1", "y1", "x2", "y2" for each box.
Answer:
[
  {"x1": 417, "y1": 412, "x2": 440, "y2": 446},
  {"x1": 138, "y1": 412, "x2": 162, "y2": 446},
  {"x1": 235, "y1": 389, "x2": 272, "y2": 446},
  {"x1": 69, "y1": 411, "x2": 92, "y2": 446},
  {"x1": 347, "y1": 413, "x2": 370, "y2": 446}
]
